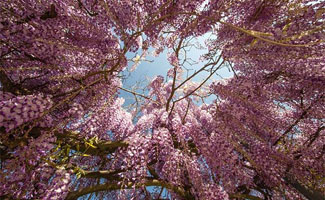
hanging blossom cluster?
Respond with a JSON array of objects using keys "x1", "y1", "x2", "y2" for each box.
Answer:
[
  {"x1": 69, "y1": 97, "x2": 134, "y2": 140},
  {"x1": 113, "y1": 79, "x2": 232, "y2": 199},
  {"x1": 0, "y1": 0, "x2": 324, "y2": 200},
  {"x1": 41, "y1": 169, "x2": 72, "y2": 200},
  {"x1": 0, "y1": 92, "x2": 53, "y2": 131},
  {"x1": 0, "y1": 131, "x2": 57, "y2": 199}
]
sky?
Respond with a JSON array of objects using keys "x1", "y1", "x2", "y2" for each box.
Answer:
[{"x1": 119, "y1": 33, "x2": 233, "y2": 109}]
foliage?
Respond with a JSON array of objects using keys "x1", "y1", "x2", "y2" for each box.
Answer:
[{"x1": 0, "y1": 0, "x2": 324, "y2": 199}]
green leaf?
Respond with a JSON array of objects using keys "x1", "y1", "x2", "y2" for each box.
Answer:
[{"x1": 85, "y1": 141, "x2": 96, "y2": 148}]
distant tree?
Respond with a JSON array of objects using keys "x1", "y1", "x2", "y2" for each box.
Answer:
[{"x1": 0, "y1": 0, "x2": 324, "y2": 199}]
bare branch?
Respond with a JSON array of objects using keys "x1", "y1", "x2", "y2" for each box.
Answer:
[
  {"x1": 118, "y1": 86, "x2": 160, "y2": 104},
  {"x1": 166, "y1": 38, "x2": 184, "y2": 111}
]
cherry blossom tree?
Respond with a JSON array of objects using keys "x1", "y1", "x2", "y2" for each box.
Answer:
[{"x1": 0, "y1": 0, "x2": 324, "y2": 199}]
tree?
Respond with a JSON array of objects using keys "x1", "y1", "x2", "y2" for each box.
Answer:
[{"x1": 0, "y1": 0, "x2": 324, "y2": 199}]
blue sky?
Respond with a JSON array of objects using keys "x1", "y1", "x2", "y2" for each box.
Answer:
[{"x1": 119, "y1": 33, "x2": 233, "y2": 108}]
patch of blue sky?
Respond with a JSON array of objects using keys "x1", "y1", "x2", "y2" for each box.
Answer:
[
  {"x1": 146, "y1": 186, "x2": 170, "y2": 199},
  {"x1": 119, "y1": 32, "x2": 233, "y2": 108}
]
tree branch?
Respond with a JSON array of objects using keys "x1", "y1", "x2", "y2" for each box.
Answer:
[
  {"x1": 0, "y1": 70, "x2": 30, "y2": 95},
  {"x1": 229, "y1": 193, "x2": 263, "y2": 200},
  {"x1": 273, "y1": 108, "x2": 309, "y2": 146},
  {"x1": 273, "y1": 94, "x2": 324, "y2": 146},
  {"x1": 305, "y1": 126, "x2": 324, "y2": 148},
  {"x1": 66, "y1": 179, "x2": 192, "y2": 200},
  {"x1": 284, "y1": 175, "x2": 325, "y2": 200},
  {"x1": 55, "y1": 131, "x2": 128, "y2": 156},
  {"x1": 77, "y1": 0, "x2": 98, "y2": 16},
  {"x1": 118, "y1": 86, "x2": 160, "y2": 104},
  {"x1": 82, "y1": 169, "x2": 125, "y2": 180},
  {"x1": 166, "y1": 38, "x2": 184, "y2": 111}
]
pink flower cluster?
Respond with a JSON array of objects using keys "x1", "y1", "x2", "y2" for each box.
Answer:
[{"x1": 0, "y1": 93, "x2": 52, "y2": 131}]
